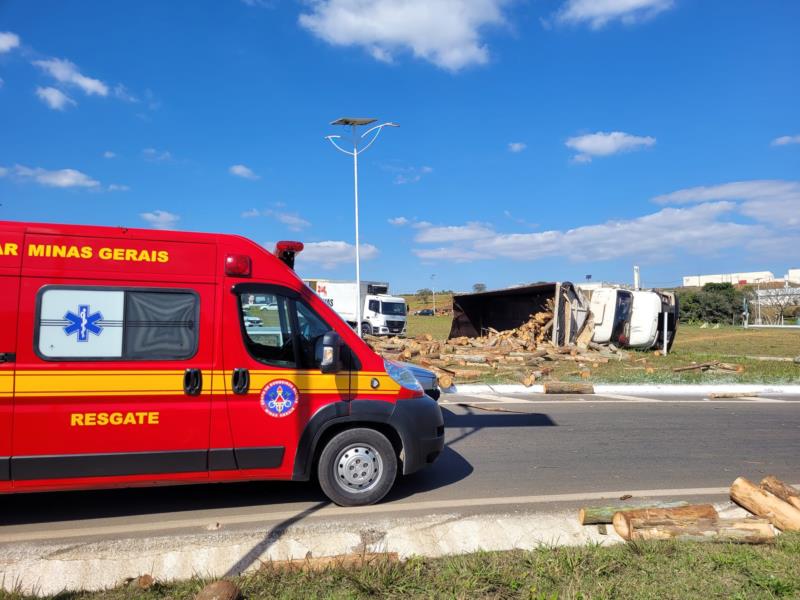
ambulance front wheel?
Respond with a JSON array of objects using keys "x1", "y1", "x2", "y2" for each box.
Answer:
[{"x1": 317, "y1": 428, "x2": 397, "y2": 506}]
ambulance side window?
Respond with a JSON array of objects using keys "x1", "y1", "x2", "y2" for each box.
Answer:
[
  {"x1": 238, "y1": 292, "x2": 296, "y2": 367},
  {"x1": 295, "y1": 301, "x2": 331, "y2": 369},
  {"x1": 36, "y1": 287, "x2": 199, "y2": 361}
]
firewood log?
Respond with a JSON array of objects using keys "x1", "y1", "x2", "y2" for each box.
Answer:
[
  {"x1": 612, "y1": 504, "x2": 717, "y2": 540},
  {"x1": 578, "y1": 500, "x2": 689, "y2": 525},
  {"x1": 730, "y1": 476, "x2": 800, "y2": 531},
  {"x1": 760, "y1": 475, "x2": 800, "y2": 511}
]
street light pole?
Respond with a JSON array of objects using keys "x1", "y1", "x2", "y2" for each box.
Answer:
[
  {"x1": 326, "y1": 118, "x2": 398, "y2": 337},
  {"x1": 431, "y1": 274, "x2": 436, "y2": 315}
]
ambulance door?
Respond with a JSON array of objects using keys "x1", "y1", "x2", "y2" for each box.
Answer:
[
  {"x1": 0, "y1": 231, "x2": 22, "y2": 488},
  {"x1": 12, "y1": 281, "x2": 214, "y2": 485},
  {"x1": 221, "y1": 283, "x2": 350, "y2": 479}
]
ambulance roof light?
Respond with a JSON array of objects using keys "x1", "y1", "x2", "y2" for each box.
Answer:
[
  {"x1": 225, "y1": 254, "x2": 252, "y2": 277},
  {"x1": 275, "y1": 241, "x2": 304, "y2": 270}
]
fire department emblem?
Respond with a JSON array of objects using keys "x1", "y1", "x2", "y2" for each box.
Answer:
[{"x1": 260, "y1": 380, "x2": 299, "y2": 418}]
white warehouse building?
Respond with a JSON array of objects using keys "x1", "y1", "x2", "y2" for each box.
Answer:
[{"x1": 682, "y1": 271, "x2": 775, "y2": 287}]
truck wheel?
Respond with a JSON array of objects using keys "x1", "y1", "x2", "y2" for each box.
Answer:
[
  {"x1": 361, "y1": 322, "x2": 371, "y2": 336},
  {"x1": 317, "y1": 428, "x2": 397, "y2": 506}
]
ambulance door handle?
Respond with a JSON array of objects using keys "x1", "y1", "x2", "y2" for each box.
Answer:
[
  {"x1": 232, "y1": 368, "x2": 250, "y2": 395},
  {"x1": 183, "y1": 368, "x2": 203, "y2": 396}
]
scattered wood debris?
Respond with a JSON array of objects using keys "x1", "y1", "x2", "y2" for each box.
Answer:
[
  {"x1": 577, "y1": 475, "x2": 800, "y2": 545},
  {"x1": 672, "y1": 361, "x2": 744, "y2": 373},
  {"x1": 365, "y1": 310, "x2": 628, "y2": 389}
]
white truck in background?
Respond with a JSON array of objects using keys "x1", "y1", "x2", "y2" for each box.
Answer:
[{"x1": 304, "y1": 279, "x2": 408, "y2": 337}]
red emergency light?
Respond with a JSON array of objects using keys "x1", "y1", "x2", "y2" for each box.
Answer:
[
  {"x1": 274, "y1": 240, "x2": 304, "y2": 270},
  {"x1": 225, "y1": 254, "x2": 252, "y2": 277}
]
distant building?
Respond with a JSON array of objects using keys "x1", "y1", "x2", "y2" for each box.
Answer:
[
  {"x1": 682, "y1": 271, "x2": 775, "y2": 287},
  {"x1": 788, "y1": 269, "x2": 800, "y2": 284}
]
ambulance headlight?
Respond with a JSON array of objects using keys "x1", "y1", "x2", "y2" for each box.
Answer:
[{"x1": 384, "y1": 359, "x2": 423, "y2": 393}]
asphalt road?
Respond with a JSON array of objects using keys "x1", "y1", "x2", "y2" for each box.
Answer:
[{"x1": 1, "y1": 391, "x2": 798, "y2": 543}]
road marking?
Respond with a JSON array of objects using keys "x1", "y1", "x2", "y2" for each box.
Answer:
[
  {"x1": 3, "y1": 483, "x2": 798, "y2": 544},
  {"x1": 592, "y1": 393, "x2": 664, "y2": 402},
  {"x1": 441, "y1": 394, "x2": 800, "y2": 405}
]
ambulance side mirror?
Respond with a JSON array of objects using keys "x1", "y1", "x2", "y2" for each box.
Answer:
[{"x1": 319, "y1": 331, "x2": 342, "y2": 374}]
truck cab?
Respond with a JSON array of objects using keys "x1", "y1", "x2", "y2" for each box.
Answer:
[
  {"x1": 0, "y1": 221, "x2": 444, "y2": 506},
  {"x1": 364, "y1": 294, "x2": 407, "y2": 336}
]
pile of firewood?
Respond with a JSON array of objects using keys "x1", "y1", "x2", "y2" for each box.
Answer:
[
  {"x1": 365, "y1": 311, "x2": 628, "y2": 389},
  {"x1": 578, "y1": 475, "x2": 800, "y2": 544}
]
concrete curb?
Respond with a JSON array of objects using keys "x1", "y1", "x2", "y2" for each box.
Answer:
[
  {"x1": 447, "y1": 383, "x2": 800, "y2": 395},
  {"x1": 0, "y1": 502, "x2": 752, "y2": 595}
]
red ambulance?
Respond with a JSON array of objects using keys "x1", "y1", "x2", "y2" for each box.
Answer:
[{"x1": 0, "y1": 221, "x2": 444, "y2": 506}]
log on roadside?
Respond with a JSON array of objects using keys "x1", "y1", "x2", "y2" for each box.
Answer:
[
  {"x1": 760, "y1": 475, "x2": 800, "y2": 511},
  {"x1": 730, "y1": 476, "x2": 800, "y2": 531},
  {"x1": 578, "y1": 500, "x2": 690, "y2": 525},
  {"x1": 625, "y1": 518, "x2": 775, "y2": 544},
  {"x1": 543, "y1": 382, "x2": 594, "y2": 394},
  {"x1": 672, "y1": 361, "x2": 718, "y2": 373},
  {"x1": 612, "y1": 504, "x2": 718, "y2": 540}
]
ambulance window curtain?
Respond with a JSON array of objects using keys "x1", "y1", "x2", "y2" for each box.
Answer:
[{"x1": 123, "y1": 291, "x2": 198, "y2": 359}]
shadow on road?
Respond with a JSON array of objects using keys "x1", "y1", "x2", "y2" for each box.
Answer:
[
  {"x1": 0, "y1": 448, "x2": 474, "y2": 527},
  {"x1": 443, "y1": 405, "x2": 556, "y2": 446},
  {"x1": 385, "y1": 445, "x2": 473, "y2": 501}
]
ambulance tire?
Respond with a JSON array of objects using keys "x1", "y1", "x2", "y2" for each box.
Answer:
[{"x1": 317, "y1": 428, "x2": 397, "y2": 506}]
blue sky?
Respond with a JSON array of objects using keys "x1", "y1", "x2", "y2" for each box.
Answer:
[{"x1": 1, "y1": 0, "x2": 798, "y2": 293}]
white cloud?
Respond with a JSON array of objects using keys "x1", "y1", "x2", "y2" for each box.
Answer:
[
  {"x1": 142, "y1": 148, "x2": 173, "y2": 162},
  {"x1": 108, "y1": 184, "x2": 130, "y2": 192},
  {"x1": 242, "y1": 208, "x2": 311, "y2": 231},
  {"x1": 653, "y1": 180, "x2": 800, "y2": 229},
  {"x1": 273, "y1": 212, "x2": 311, "y2": 231},
  {"x1": 229, "y1": 164, "x2": 260, "y2": 180},
  {"x1": 113, "y1": 84, "x2": 138, "y2": 103},
  {"x1": 414, "y1": 221, "x2": 495, "y2": 243},
  {"x1": 0, "y1": 32, "x2": 20, "y2": 53},
  {"x1": 140, "y1": 210, "x2": 180, "y2": 230},
  {"x1": 388, "y1": 216, "x2": 409, "y2": 226},
  {"x1": 299, "y1": 0, "x2": 509, "y2": 71},
  {"x1": 411, "y1": 180, "x2": 800, "y2": 264},
  {"x1": 33, "y1": 58, "x2": 109, "y2": 97},
  {"x1": 103, "y1": 151, "x2": 116, "y2": 159},
  {"x1": 3, "y1": 165, "x2": 100, "y2": 189},
  {"x1": 390, "y1": 165, "x2": 433, "y2": 184},
  {"x1": 566, "y1": 131, "x2": 656, "y2": 163},
  {"x1": 555, "y1": 0, "x2": 674, "y2": 29},
  {"x1": 296, "y1": 240, "x2": 379, "y2": 269},
  {"x1": 508, "y1": 142, "x2": 527, "y2": 153},
  {"x1": 35, "y1": 86, "x2": 76, "y2": 110},
  {"x1": 0, "y1": 167, "x2": 8, "y2": 177},
  {"x1": 772, "y1": 135, "x2": 800, "y2": 147}
]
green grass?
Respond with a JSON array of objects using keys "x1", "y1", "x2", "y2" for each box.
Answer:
[
  {"x1": 406, "y1": 314, "x2": 453, "y2": 339},
  {"x1": 7, "y1": 533, "x2": 799, "y2": 599}
]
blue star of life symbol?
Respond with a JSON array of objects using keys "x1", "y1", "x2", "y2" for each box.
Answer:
[{"x1": 63, "y1": 305, "x2": 104, "y2": 342}]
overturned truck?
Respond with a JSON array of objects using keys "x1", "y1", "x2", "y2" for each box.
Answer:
[{"x1": 449, "y1": 282, "x2": 678, "y2": 351}]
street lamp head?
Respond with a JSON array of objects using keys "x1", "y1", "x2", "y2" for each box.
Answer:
[{"x1": 331, "y1": 117, "x2": 377, "y2": 126}]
